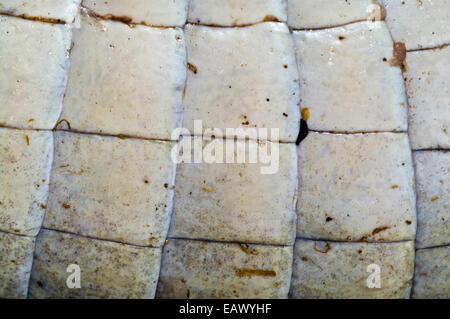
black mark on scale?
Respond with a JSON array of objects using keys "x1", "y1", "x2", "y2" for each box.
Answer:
[{"x1": 296, "y1": 119, "x2": 309, "y2": 145}]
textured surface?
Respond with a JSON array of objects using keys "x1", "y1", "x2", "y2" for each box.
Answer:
[
  {"x1": 157, "y1": 239, "x2": 293, "y2": 298},
  {"x1": 0, "y1": 15, "x2": 71, "y2": 129},
  {"x1": 0, "y1": 232, "x2": 35, "y2": 298},
  {"x1": 182, "y1": 22, "x2": 300, "y2": 142},
  {"x1": 293, "y1": 22, "x2": 407, "y2": 132},
  {"x1": 380, "y1": 0, "x2": 450, "y2": 50},
  {"x1": 297, "y1": 132, "x2": 416, "y2": 242},
  {"x1": 60, "y1": 14, "x2": 186, "y2": 140},
  {"x1": 29, "y1": 230, "x2": 161, "y2": 299},
  {"x1": 169, "y1": 140, "x2": 297, "y2": 245},
  {"x1": 44, "y1": 131, "x2": 176, "y2": 247},
  {"x1": 188, "y1": 0, "x2": 287, "y2": 26},
  {"x1": 0, "y1": 128, "x2": 53, "y2": 236},
  {"x1": 0, "y1": 0, "x2": 81, "y2": 23},
  {"x1": 82, "y1": 0, "x2": 188, "y2": 27},
  {"x1": 287, "y1": 0, "x2": 383, "y2": 29},
  {"x1": 0, "y1": 1, "x2": 449, "y2": 300},
  {"x1": 414, "y1": 151, "x2": 450, "y2": 248},
  {"x1": 405, "y1": 45, "x2": 450, "y2": 150},
  {"x1": 290, "y1": 239, "x2": 414, "y2": 299},
  {"x1": 413, "y1": 246, "x2": 450, "y2": 299}
]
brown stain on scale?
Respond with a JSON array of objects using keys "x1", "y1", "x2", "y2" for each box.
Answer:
[
  {"x1": 239, "y1": 114, "x2": 250, "y2": 125},
  {"x1": 301, "y1": 108, "x2": 310, "y2": 121},
  {"x1": 313, "y1": 241, "x2": 330, "y2": 253},
  {"x1": 393, "y1": 42, "x2": 407, "y2": 63},
  {"x1": 83, "y1": 8, "x2": 137, "y2": 28},
  {"x1": 263, "y1": 15, "x2": 279, "y2": 22},
  {"x1": 369, "y1": 0, "x2": 386, "y2": 21},
  {"x1": 235, "y1": 268, "x2": 276, "y2": 277},
  {"x1": 65, "y1": 169, "x2": 85, "y2": 175},
  {"x1": 389, "y1": 42, "x2": 407, "y2": 68},
  {"x1": 1, "y1": 12, "x2": 64, "y2": 24},
  {"x1": 372, "y1": 226, "x2": 390, "y2": 235},
  {"x1": 101, "y1": 14, "x2": 133, "y2": 24},
  {"x1": 360, "y1": 226, "x2": 391, "y2": 241},
  {"x1": 187, "y1": 62, "x2": 198, "y2": 74},
  {"x1": 54, "y1": 119, "x2": 71, "y2": 130},
  {"x1": 379, "y1": 5, "x2": 387, "y2": 20},
  {"x1": 67, "y1": 41, "x2": 75, "y2": 57},
  {"x1": 58, "y1": 167, "x2": 86, "y2": 175},
  {"x1": 238, "y1": 244, "x2": 259, "y2": 255}
]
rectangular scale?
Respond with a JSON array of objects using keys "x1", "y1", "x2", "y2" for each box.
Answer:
[
  {"x1": 0, "y1": 128, "x2": 53, "y2": 236},
  {"x1": 182, "y1": 22, "x2": 300, "y2": 143},
  {"x1": 405, "y1": 45, "x2": 450, "y2": 150},
  {"x1": 0, "y1": 232, "x2": 35, "y2": 298},
  {"x1": 59, "y1": 14, "x2": 186, "y2": 140},
  {"x1": 293, "y1": 21, "x2": 408, "y2": 133},
  {"x1": 412, "y1": 246, "x2": 450, "y2": 299},
  {"x1": 157, "y1": 239, "x2": 293, "y2": 299},
  {"x1": 414, "y1": 151, "x2": 450, "y2": 248},
  {"x1": 380, "y1": 0, "x2": 450, "y2": 50},
  {"x1": 290, "y1": 239, "x2": 415, "y2": 299},
  {"x1": 29, "y1": 230, "x2": 162, "y2": 299},
  {"x1": 44, "y1": 131, "x2": 176, "y2": 247},
  {"x1": 297, "y1": 132, "x2": 417, "y2": 242},
  {"x1": 169, "y1": 138, "x2": 297, "y2": 245},
  {"x1": 0, "y1": 15, "x2": 72, "y2": 129}
]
